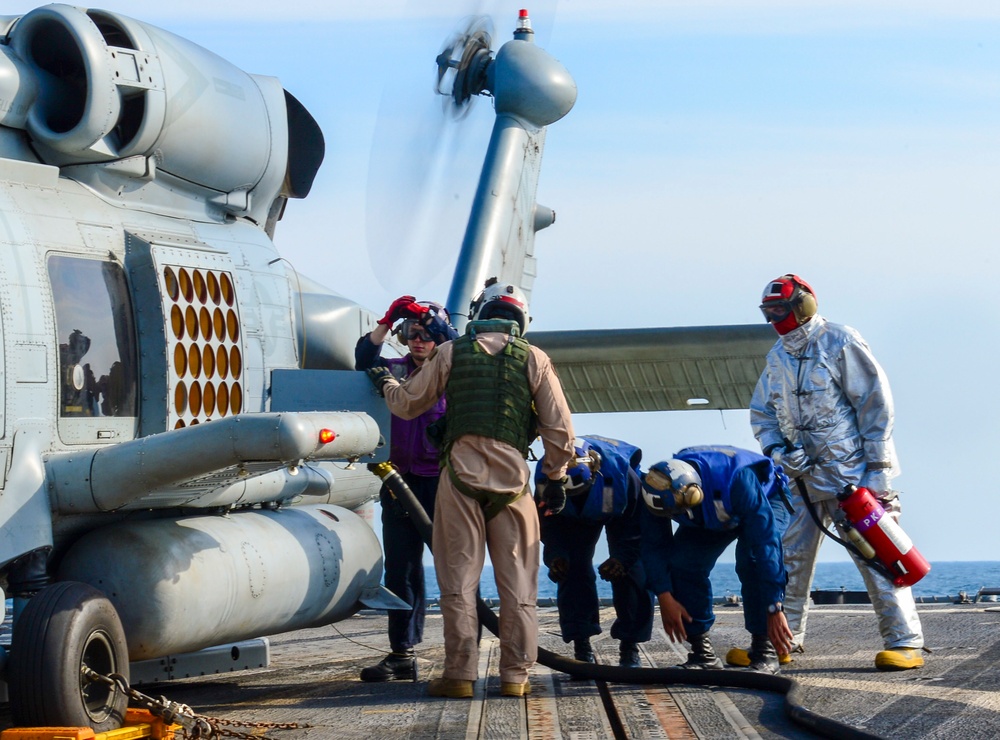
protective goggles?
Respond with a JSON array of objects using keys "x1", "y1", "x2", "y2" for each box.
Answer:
[
  {"x1": 398, "y1": 320, "x2": 433, "y2": 342},
  {"x1": 759, "y1": 300, "x2": 793, "y2": 324}
]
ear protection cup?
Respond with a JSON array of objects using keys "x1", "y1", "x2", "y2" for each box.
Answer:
[
  {"x1": 642, "y1": 459, "x2": 704, "y2": 515},
  {"x1": 762, "y1": 274, "x2": 817, "y2": 334},
  {"x1": 675, "y1": 484, "x2": 704, "y2": 508},
  {"x1": 793, "y1": 289, "x2": 818, "y2": 322}
]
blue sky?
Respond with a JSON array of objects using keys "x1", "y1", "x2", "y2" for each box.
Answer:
[{"x1": 10, "y1": 1, "x2": 1000, "y2": 563}]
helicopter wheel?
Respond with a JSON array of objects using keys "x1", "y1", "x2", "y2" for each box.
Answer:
[{"x1": 9, "y1": 581, "x2": 129, "y2": 732}]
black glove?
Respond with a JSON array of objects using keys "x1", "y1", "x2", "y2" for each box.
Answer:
[
  {"x1": 536, "y1": 476, "x2": 567, "y2": 516},
  {"x1": 598, "y1": 557, "x2": 627, "y2": 583},
  {"x1": 547, "y1": 557, "x2": 569, "y2": 583},
  {"x1": 366, "y1": 366, "x2": 393, "y2": 397}
]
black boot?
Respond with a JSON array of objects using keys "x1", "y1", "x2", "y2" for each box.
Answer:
[
  {"x1": 747, "y1": 634, "x2": 780, "y2": 674},
  {"x1": 573, "y1": 638, "x2": 595, "y2": 663},
  {"x1": 359, "y1": 650, "x2": 417, "y2": 682},
  {"x1": 680, "y1": 632, "x2": 723, "y2": 669},
  {"x1": 619, "y1": 641, "x2": 641, "y2": 668}
]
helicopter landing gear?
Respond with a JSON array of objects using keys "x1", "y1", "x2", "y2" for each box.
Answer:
[{"x1": 9, "y1": 581, "x2": 129, "y2": 732}]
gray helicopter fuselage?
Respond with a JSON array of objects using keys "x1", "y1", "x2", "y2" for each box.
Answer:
[
  {"x1": 0, "y1": 4, "x2": 584, "y2": 728},
  {"x1": 0, "y1": 3, "x2": 396, "y2": 663}
]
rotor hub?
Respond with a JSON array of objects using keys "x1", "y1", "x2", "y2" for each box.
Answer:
[{"x1": 436, "y1": 18, "x2": 494, "y2": 110}]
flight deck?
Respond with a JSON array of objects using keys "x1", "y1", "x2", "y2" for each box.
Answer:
[{"x1": 6, "y1": 601, "x2": 993, "y2": 739}]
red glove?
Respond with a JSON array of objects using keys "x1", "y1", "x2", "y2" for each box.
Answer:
[{"x1": 378, "y1": 296, "x2": 427, "y2": 327}]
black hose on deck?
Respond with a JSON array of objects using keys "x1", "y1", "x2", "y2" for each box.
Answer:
[{"x1": 368, "y1": 463, "x2": 883, "y2": 740}]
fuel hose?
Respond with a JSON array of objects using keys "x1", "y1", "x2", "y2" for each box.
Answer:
[{"x1": 369, "y1": 462, "x2": 883, "y2": 740}]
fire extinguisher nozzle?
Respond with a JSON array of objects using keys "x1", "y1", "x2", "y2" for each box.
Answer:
[{"x1": 837, "y1": 484, "x2": 856, "y2": 501}]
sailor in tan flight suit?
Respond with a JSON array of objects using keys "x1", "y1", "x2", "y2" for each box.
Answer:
[{"x1": 369, "y1": 278, "x2": 575, "y2": 698}]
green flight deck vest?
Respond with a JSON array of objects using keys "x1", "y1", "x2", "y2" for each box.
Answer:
[{"x1": 441, "y1": 319, "x2": 536, "y2": 520}]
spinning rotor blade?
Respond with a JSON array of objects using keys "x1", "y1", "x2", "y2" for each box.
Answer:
[
  {"x1": 365, "y1": 1, "x2": 557, "y2": 297},
  {"x1": 365, "y1": 16, "x2": 493, "y2": 296}
]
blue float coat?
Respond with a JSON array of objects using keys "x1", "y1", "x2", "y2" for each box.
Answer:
[
  {"x1": 539, "y1": 436, "x2": 653, "y2": 644},
  {"x1": 555, "y1": 435, "x2": 641, "y2": 522},
  {"x1": 640, "y1": 446, "x2": 790, "y2": 636}
]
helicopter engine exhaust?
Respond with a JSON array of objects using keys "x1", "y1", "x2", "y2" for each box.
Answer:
[
  {"x1": 4, "y1": 3, "x2": 295, "y2": 220},
  {"x1": 56, "y1": 504, "x2": 398, "y2": 660}
]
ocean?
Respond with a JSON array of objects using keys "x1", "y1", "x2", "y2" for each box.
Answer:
[{"x1": 423, "y1": 561, "x2": 1000, "y2": 602}]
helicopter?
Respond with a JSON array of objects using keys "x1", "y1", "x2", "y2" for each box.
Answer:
[{"x1": 0, "y1": 2, "x2": 771, "y2": 732}]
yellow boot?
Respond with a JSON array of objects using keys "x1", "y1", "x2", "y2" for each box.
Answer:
[
  {"x1": 725, "y1": 647, "x2": 793, "y2": 667},
  {"x1": 500, "y1": 680, "x2": 531, "y2": 697},
  {"x1": 875, "y1": 648, "x2": 924, "y2": 671},
  {"x1": 427, "y1": 677, "x2": 475, "y2": 698}
]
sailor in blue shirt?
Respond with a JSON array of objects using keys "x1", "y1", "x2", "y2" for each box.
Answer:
[
  {"x1": 640, "y1": 445, "x2": 794, "y2": 673},
  {"x1": 534, "y1": 436, "x2": 654, "y2": 668}
]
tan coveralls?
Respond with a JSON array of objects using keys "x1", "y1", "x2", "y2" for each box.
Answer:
[{"x1": 382, "y1": 332, "x2": 575, "y2": 684}]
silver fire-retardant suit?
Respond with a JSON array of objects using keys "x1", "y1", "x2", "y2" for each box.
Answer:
[{"x1": 750, "y1": 314, "x2": 923, "y2": 651}]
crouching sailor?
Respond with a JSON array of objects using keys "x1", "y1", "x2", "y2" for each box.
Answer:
[{"x1": 640, "y1": 445, "x2": 793, "y2": 673}]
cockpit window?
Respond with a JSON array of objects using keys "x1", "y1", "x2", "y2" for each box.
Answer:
[{"x1": 48, "y1": 256, "x2": 138, "y2": 418}]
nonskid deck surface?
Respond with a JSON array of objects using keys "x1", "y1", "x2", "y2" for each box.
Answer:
[{"x1": 3, "y1": 603, "x2": 998, "y2": 738}]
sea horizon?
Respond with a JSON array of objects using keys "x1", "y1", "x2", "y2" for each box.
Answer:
[{"x1": 421, "y1": 560, "x2": 1000, "y2": 602}]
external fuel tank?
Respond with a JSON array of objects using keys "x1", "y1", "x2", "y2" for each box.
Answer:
[{"x1": 57, "y1": 503, "x2": 392, "y2": 659}]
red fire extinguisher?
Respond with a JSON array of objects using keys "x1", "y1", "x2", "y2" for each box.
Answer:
[{"x1": 837, "y1": 485, "x2": 931, "y2": 587}]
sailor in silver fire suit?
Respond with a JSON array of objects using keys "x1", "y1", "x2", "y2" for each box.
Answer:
[{"x1": 747, "y1": 274, "x2": 924, "y2": 672}]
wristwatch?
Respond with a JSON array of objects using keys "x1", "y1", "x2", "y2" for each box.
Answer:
[{"x1": 768, "y1": 602, "x2": 784, "y2": 614}]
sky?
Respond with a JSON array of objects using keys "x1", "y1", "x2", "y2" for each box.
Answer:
[{"x1": 8, "y1": 1, "x2": 999, "y2": 562}]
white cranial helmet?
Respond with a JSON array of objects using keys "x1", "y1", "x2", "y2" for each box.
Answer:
[{"x1": 469, "y1": 277, "x2": 530, "y2": 334}]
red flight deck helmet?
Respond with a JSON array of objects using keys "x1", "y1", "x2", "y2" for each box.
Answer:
[{"x1": 759, "y1": 274, "x2": 818, "y2": 335}]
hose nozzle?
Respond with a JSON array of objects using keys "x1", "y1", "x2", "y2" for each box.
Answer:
[{"x1": 368, "y1": 461, "x2": 396, "y2": 480}]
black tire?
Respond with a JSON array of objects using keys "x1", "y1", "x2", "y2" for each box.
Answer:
[{"x1": 8, "y1": 581, "x2": 129, "y2": 732}]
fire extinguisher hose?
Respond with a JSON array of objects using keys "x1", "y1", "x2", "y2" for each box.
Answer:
[{"x1": 368, "y1": 462, "x2": 884, "y2": 740}]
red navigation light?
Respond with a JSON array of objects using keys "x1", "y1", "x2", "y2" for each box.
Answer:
[
  {"x1": 319, "y1": 429, "x2": 336, "y2": 444},
  {"x1": 516, "y1": 8, "x2": 533, "y2": 34}
]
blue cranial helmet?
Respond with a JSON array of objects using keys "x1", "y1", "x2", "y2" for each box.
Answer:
[
  {"x1": 565, "y1": 438, "x2": 602, "y2": 495},
  {"x1": 398, "y1": 300, "x2": 455, "y2": 344},
  {"x1": 534, "y1": 437, "x2": 602, "y2": 496},
  {"x1": 641, "y1": 459, "x2": 704, "y2": 516}
]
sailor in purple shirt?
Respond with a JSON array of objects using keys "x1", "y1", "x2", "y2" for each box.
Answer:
[{"x1": 355, "y1": 295, "x2": 457, "y2": 682}]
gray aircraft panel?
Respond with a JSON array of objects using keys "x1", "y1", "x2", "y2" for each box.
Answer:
[
  {"x1": 0, "y1": 5, "x2": 799, "y2": 732},
  {"x1": 270, "y1": 369, "x2": 391, "y2": 463},
  {"x1": 530, "y1": 325, "x2": 776, "y2": 413}
]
